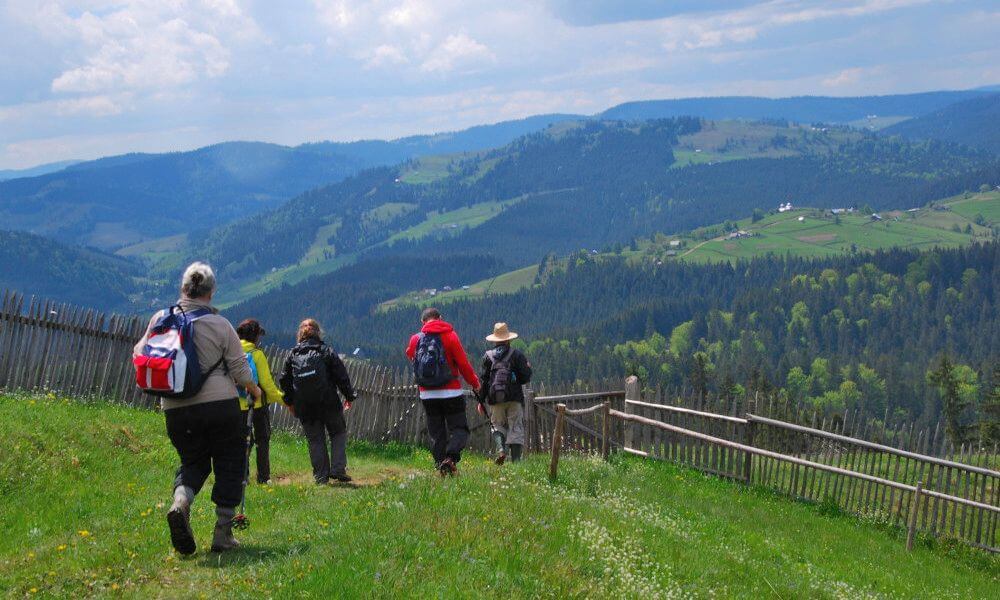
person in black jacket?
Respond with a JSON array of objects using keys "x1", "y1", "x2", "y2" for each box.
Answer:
[
  {"x1": 477, "y1": 322, "x2": 532, "y2": 464},
  {"x1": 279, "y1": 319, "x2": 358, "y2": 484}
]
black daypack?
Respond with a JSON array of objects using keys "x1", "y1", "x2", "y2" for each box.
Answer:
[
  {"x1": 289, "y1": 345, "x2": 331, "y2": 415},
  {"x1": 487, "y1": 348, "x2": 516, "y2": 405},
  {"x1": 413, "y1": 333, "x2": 452, "y2": 387}
]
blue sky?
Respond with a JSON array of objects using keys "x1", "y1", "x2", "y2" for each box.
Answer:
[{"x1": 0, "y1": 0, "x2": 997, "y2": 168}]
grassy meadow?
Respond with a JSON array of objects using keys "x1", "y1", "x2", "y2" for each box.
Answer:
[{"x1": 2, "y1": 394, "x2": 996, "y2": 598}]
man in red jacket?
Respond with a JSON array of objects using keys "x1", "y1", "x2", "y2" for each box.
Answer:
[{"x1": 406, "y1": 307, "x2": 480, "y2": 475}]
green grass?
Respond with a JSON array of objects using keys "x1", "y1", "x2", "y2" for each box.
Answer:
[
  {"x1": 398, "y1": 155, "x2": 461, "y2": 184},
  {"x1": 2, "y1": 395, "x2": 996, "y2": 598},
  {"x1": 945, "y1": 190, "x2": 1000, "y2": 226},
  {"x1": 379, "y1": 264, "x2": 539, "y2": 311},
  {"x1": 680, "y1": 210, "x2": 976, "y2": 265},
  {"x1": 385, "y1": 201, "x2": 510, "y2": 244}
]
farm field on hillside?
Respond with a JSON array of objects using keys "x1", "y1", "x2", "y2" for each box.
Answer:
[
  {"x1": 379, "y1": 264, "x2": 539, "y2": 311},
  {"x1": 2, "y1": 395, "x2": 996, "y2": 598},
  {"x1": 681, "y1": 211, "x2": 975, "y2": 264}
]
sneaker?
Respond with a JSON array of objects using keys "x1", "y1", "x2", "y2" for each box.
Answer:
[
  {"x1": 330, "y1": 474, "x2": 353, "y2": 483},
  {"x1": 166, "y1": 507, "x2": 196, "y2": 556},
  {"x1": 494, "y1": 452, "x2": 507, "y2": 466}
]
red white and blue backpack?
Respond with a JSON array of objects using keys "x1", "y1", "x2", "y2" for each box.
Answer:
[{"x1": 134, "y1": 306, "x2": 224, "y2": 399}]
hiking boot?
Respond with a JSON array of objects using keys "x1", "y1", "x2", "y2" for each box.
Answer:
[
  {"x1": 494, "y1": 452, "x2": 507, "y2": 466},
  {"x1": 438, "y1": 457, "x2": 458, "y2": 477},
  {"x1": 166, "y1": 487, "x2": 196, "y2": 555},
  {"x1": 211, "y1": 507, "x2": 240, "y2": 553},
  {"x1": 330, "y1": 474, "x2": 353, "y2": 483}
]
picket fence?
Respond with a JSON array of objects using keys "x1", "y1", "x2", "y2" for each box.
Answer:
[{"x1": 0, "y1": 290, "x2": 508, "y2": 452}]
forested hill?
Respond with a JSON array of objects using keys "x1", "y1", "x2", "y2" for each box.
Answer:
[
  {"x1": 0, "y1": 230, "x2": 152, "y2": 309},
  {"x1": 0, "y1": 142, "x2": 373, "y2": 250},
  {"x1": 212, "y1": 117, "x2": 999, "y2": 306},
  {"x1": 0, "y1": 115, "x2": 578, "y2": 251},
  {"x1": 883, "y1": 94, "x2": 1000, "y2": 154},
  {"x1": 600, "y1": 90, "x2": 994, "y2": 124},
  {"x1": 313, "y1": 242, "x2": 1000, "y2": 432}
]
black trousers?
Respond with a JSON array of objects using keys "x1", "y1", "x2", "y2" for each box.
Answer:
[
  {"x1": 165, "y1": 398, "x2": 244, "y2": 508},
  {"x1": 243, "y1": 406, "x2": 272, "y2": 483},
  {"x1": 301, "y1": 408, "x2": 348, "y2": 483},
  {"x1": 422, "y1": 396, "x2": 469, "y2": 464}
]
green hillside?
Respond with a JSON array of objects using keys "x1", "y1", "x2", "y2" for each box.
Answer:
[
  {"x1": 3, "y1": 396, "x2": 995, "y2": 598},
  {"x1": 379, "y1": 192, "x2": 999, "y2": 309},
  {"x1": 0, "y1": 229, "x2": 160, "y2": 310},
  {"x1": 198, "y1": 116, "x2": 999, "y2": 309}
]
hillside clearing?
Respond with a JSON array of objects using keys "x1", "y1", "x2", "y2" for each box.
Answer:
[{"x1": 2, "y1": 395, "x2": 995, "y2": 598}]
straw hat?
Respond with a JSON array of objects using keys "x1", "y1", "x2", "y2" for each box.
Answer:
[{"x1": 485, "y1": 322, "x2": 518, "y2": 342}]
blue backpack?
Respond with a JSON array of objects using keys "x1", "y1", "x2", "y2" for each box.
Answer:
[
  {"x1": 134, "y1": 306, "x2": 223, "y2": 399},
  {"x1": 238, "y1": 351, "x2": 260, "y2": 400},
  {"x1": 413, "y1": 333, "x2": 452, "y2": 387}
]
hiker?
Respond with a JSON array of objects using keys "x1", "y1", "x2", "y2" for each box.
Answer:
[
  {"x1": 279, "y1": 318, "x2": 358, "y2": 485},
  {"x1": 406, "y1": 307, "x2": 480, "y2": 475},
  {"x1": 236, "y1": 319, "x2": 285, "y2": 484},
  {"x1": 134, "y1": 262, "x2": 263, "y2": 555},
  {"x1": 477, "y1": 323, "x2": 533, "y2": 464}
]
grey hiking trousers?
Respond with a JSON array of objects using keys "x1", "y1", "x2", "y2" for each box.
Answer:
[{"x1": 490, "y1": 401, "x2": 525, "y2": 445}]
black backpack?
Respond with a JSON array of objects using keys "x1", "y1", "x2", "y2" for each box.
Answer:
[
  {"x1": 487, "y1": 348, "x2": 516, "y2": 405},
  {"x1": 290, "y1": 345, "x2": 331, "y2": 415},
  {"x1": 413, "y1": 333, "x2": 452, "y2": 387}
]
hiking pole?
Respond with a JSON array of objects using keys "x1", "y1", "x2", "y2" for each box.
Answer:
[{"x1": 233, "y1": 405, "x2": 256, "y2": 530}]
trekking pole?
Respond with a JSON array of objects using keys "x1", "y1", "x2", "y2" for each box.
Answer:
[{"x1": 233, "y1": 405, "x2": 256, "y2": 530}]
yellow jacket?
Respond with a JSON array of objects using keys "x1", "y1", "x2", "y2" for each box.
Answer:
[{"x1": 239, "y1": 340, "x2": 285, "y2": 410}]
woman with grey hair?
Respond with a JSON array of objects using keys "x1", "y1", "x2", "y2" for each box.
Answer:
[{"x1": 134, "y1": 261, "x2": 262, "y2": 555}]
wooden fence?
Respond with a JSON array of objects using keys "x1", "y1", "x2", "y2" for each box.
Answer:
[
  {"x1": 0, "y1": 290, "x2": 502, "y2": 452},
  {"x1": 642, "y1": 385, "x2": 999, "y2": 464},
  {"x1": 544, "y1": 377, "x2": 1000, "y2": 553}
]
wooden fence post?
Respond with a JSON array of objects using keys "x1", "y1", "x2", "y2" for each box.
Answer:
[
  {"x1": 907, "y1": 480, "x2": 923, "y2": 552},
  {"x1": 549, "y1": 403, "x2": 566, "y2": 481},
  {"x1": 601, "y1": 401, "x2": 611, "y2": 460},
  {"x1": 624, "y1": 376, "x2": 640, "y2": 450},
  {"x1": 743, "y1": 419, "x2": 756, "y2": 484},
  {"x1": 525, "y1": 387, "x2": 537, "y2": 454}
]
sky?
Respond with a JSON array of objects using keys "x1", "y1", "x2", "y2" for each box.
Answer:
[{"x1": 0, "y1": 0, "x2": 998, "y2": 169}]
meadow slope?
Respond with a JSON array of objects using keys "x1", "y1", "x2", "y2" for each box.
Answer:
[{"x1": 1, "y1": 396, "x2": 996, "y2": 598}]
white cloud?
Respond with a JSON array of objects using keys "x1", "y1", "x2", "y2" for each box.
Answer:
[
  {"x1": 0, "y1": 0, "x2": 997, "y2": 168},
  {"x1": 33, "y1": 1, "x2": 261, "y2": 96},
  {"x1": 366, "y1": 44, "x2": 410, "y2": 68},
  {"x1": 419, "y1": 33, "x2": 494, "y2": 73}
]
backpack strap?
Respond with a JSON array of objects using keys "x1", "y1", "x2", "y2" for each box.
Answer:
[{"x1": 489, "y1": 346, "x2": 515, "y2": 367}]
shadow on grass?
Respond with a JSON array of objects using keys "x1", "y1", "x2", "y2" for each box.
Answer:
[{"x1": 192, "y1": 543, "x2": 312, "y2": 569}]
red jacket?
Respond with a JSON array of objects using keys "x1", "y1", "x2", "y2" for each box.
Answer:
[{"x1": 406, "y1": 319, "x2": 480, "y2": 399}]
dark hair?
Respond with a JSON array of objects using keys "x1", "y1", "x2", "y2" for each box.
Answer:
[
  {"x1": 297, "y1": 318, "x2": 323, "y2": 343},
  {"x1": 236, "y1": 319, "x2": 265, "y2": 344},
  {"x1": 421, "y1": 307, "x2": 441, "y2": 322}
]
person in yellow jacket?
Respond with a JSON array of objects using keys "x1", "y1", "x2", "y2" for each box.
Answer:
[{"x1": 236, "y1": 319, "x2": 285, "y2": 484}]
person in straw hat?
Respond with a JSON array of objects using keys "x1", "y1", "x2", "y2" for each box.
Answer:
[{"x1": 476, "y1": 322, "x2": 533, "y2": 464}]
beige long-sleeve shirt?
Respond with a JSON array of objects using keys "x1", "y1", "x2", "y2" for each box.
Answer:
[{"x1": 133, "y1": 297, "x2": 255, "y2": 411}]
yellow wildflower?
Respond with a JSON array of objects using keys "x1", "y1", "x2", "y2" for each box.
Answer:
[
  {"x1": 56, "y1": 545, "x2": 67, "y2": 552},
  {"x1": 78, "y1": 530, "x2": 91, "y2": 537}
]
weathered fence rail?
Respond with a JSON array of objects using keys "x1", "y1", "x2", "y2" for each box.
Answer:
[{"x1": 543, "y1": 377, "x2": 1000, "y2": 553}]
